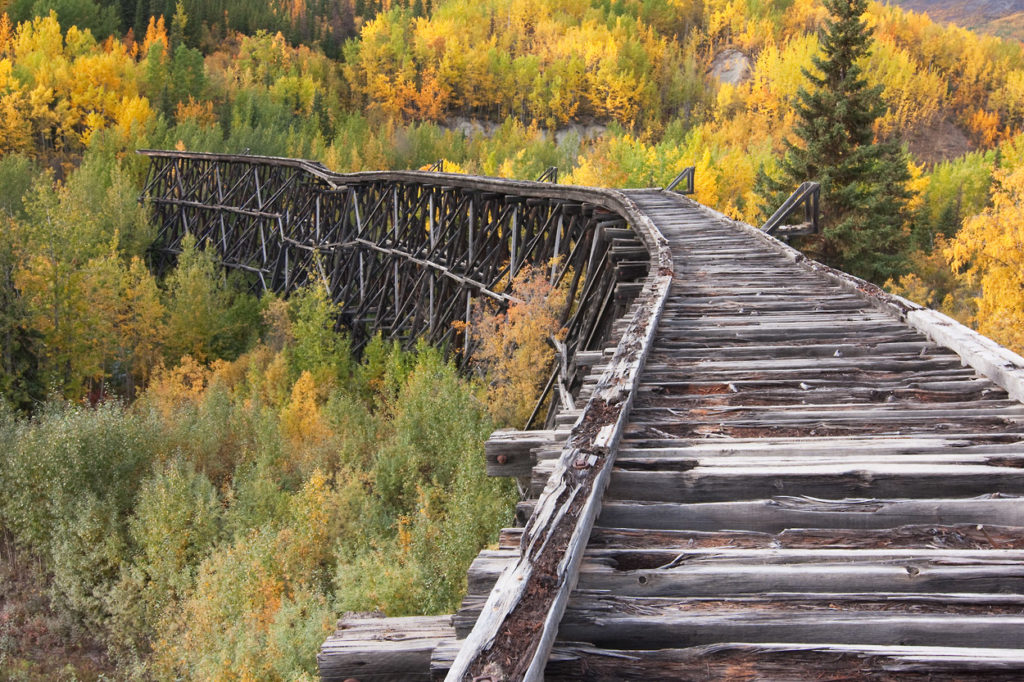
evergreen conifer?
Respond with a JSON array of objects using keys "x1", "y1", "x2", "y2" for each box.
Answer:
[{"x1": 755, "y1": 0, "x2": 912, "y2": 284}]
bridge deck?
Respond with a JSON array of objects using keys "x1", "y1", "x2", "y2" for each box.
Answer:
[
  {"x1": 451, "y1": 190, "x2": 1024, "y2": 679},
  {"x1": 320, "y1": 188, "x2": 1024, "y2": 680}
]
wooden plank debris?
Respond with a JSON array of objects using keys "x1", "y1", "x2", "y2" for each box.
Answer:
[{"x1": 318, "y1": 614, "x2": 454, "y2": 682}]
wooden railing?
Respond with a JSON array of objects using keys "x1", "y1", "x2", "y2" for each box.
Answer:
[{"x1": 761, "y1": 180, "x2": 820, "y2": 236}]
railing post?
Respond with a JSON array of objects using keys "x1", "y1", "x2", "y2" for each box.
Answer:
[
  {"x1": 536, "y1": 166, "x2": 558, "y2": 183},
  {"x1": 761, "y1": 181, "x2": 821, "y2": 237},
  {"x1": 665, "y1": 165, "x2": 695, "y2": 194}
]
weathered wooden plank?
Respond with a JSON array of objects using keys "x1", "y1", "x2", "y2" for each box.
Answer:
[
  {"x1": 637, "y1": 376, "x2": 1001, "y2": 395},
  {"x1": 628, "y1": 419, "x2": 1022, "y2": 440},
  {"x1": 596, "y1": 463, "x2": 1024, "y2": 502},
  {"x1": 484, "y1": 429, "x2": 560, "y2": 477},
  {"x1": 593, "y1": 497, "x2": 1024, "y2": 532},
  {"x1": 477, "y1": 545, "x2": 1024, "y2": 566},
  {"x1": 466, "y1": 548, "x2": 1024, "y2": 600},
  {"x1": 651, "y1": 341, "x2": 937, "y2": 359},
  {"x1": 639, "y1": 356, "x2": 970, "y2": 373},
  {"x1": 318, "y1": 614, "x2": 454, "y2": 681},
  {"x1": 612, "y1": 452, "x2": 1024, "y2": 468},
  {"x1": 635, "y1": 387, "x2": 1008, "y2": 408},
  {"x1": 555, "y1": 594, "x2": 1024, "y2": 650},
  {"x1": 451, "y1": 591, "x2": 1024, "y2": 649},
  {"x1": 653, "y1": 313, "x2": 895, "y2": 326},
  {"x1": 625, "y1": 422, "x2": 1022, "y2": 441},
  {"x1": 648, "y1": 331, "x2": 927, "y2": 346},
  {"x1": 538, "y1": 643, "x2": 1024, "y2": 680},
  {"x1": 626, "y1": 365, "x2": 980, "y2": 382},
  {"x1": 631, "y1": 402, "x2": 1024, "y2": 420},
  {"x1": 907, "y1": 308, "x2": 1024, "y2": 403},
  {"x1": 506, "y1": 523, "x2": 1024, "y2": 551},
  {"x1": 615, "y1": 432, "x2": 1024, "y2": 452}
]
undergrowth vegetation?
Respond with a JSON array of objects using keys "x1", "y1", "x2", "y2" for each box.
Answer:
[
  {"x1": 0, "y1": 281, "x2": 517, "y2": 679},
  {"x1": 466, "y1": 262, "x2": 572, "y2": 428}
]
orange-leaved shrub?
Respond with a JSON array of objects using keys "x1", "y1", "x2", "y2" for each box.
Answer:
[{"x1": 468, "y1": 262, "x2": 572, "y2": 428}]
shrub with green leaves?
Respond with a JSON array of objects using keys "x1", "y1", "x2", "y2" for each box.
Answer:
[
  {"x1": 0, "y1": 402, "x2": 159, "y2": 629},
  {"x1": 0, "y1": 286, "x2": 517, "y2": 679},
  {"x1": 108, "y1": 458, "x2": 223, "y2": 658},
  {"x1": 335, "y1": 344, "x2": 516, "y2": 616}
]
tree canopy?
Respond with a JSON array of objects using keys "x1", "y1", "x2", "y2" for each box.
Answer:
[{"x1": 756, "y1": 0, "x2": 912, "y2": 284}]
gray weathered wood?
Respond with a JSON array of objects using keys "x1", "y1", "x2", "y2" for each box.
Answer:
[
  {"x1": 318, "y1": 614, "x2": 454, "y2": 681},
  {"x1": 593, "y1": 496, "x2": 1024, "y2": 532},
  {"x1": 485, "y1": 429, "x2": 560, "y2": 477},
  {"x1": 443, "y1": 186, "x2": 673, "y2": 682},
  {"x1": 465, "y1": 547, "x2": 1024, "y2": 600},
  {"x1": 555, "y1": 594, "x2": 1024, "y2": 650},
  {"x1": 433, "y1": 640, "x2": 1024, "y2": 679}
]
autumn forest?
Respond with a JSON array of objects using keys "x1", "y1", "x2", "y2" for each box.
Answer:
[{"x1": 2, "y1": 0, "x2": 1024, "y2": 679}]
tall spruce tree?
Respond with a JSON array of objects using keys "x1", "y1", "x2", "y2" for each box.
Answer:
[{"x1": 755, "y1": 0, "x2": 912, "y2": 284}]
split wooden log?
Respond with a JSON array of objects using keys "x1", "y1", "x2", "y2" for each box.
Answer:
[
  {"x1": 528, "y1": 460, "x2": 1024, "y2": 502},
  {"x1": 602, "y1": 463, "x2": 1024, "y2": 503},
  {"x1": 574, "y1": 523, "x2": 1024, "y2": 551},
  {"x1": 540, "y1": 643, "x2": 1024, "y2": 680},
  {"x1": 464, "y1": 547, "x2": 1024, "y2": 602},
  {"x1": 318, "y1": 614, "x2": 454, "y2": 681},
  {"x1": 615, "y1": 432, "x2": 1024, "y2": 452},
  {"x1": 594, "y1": 496, "x2": 1024, "y2": 532},
  {"x1": 553, "y1": 593, "x2": 1024, "y2": 650},
  {"x1": 484, "y1": 429, "x2": 560, "y2": 477}
]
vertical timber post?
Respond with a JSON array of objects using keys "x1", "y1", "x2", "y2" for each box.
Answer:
[
  {"x1": 216, "y1": 165, "x2": 228, "y2": 253},
  {"x1": 551, "y1": 214, "x2": 563, "y2": 285},
  {"x1": 393, "y1": 186, "x2": 400, "y2": 316},
  {"x1": 463, "y1": 291, "x2": 472, "y2": 358},
  {"x1": 429, "y1": 189, "x2": 437, "y2": 335},
  {"x1": 510, "y1": 204, "x2": 518, "y2": 285},
  {"x1": 315, "y1": 193, "x2": 321, "y2": 242},
  {"x1": 354, "y1": 187, "x2": 365, "y2": 304}
]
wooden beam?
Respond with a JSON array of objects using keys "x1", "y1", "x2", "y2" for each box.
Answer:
[{"x1": 318, "y1": 614, "x2": 453, "y2": 681}]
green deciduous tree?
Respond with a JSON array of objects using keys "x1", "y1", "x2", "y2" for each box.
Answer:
[
  {"x1": 756, "y1": 0, "x2": 913, "y2": 284},
  {"x1": 108, "y1": 457, "x2": 223, "y2": 659},
  {"x1": 0, "y1": 403, "x2": 159, "y2": 629},
  {"x1": 162, "y1": 234, "x2": 262, "y2": 364},
  {"x1": 286, "y1": 279, "x2": 352, "y2": 387}
]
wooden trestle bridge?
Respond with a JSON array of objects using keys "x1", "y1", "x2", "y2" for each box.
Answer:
[{"x1": 141, "y1": 150, "x2": 1024, "y2": 680}]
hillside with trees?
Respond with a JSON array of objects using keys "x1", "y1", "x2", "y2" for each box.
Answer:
[
  {"x1": 892, "y1": 0, "x2": 1024, "y2": 43},
  {"x1": 3, "y1": 0, "x2": 1024, "y2": 678}
]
